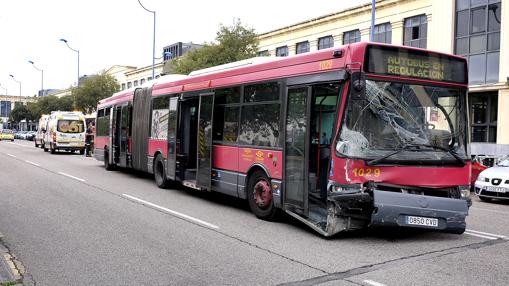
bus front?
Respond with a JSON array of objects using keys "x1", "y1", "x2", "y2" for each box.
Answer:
[{"x1": 327, "y1": 44, "x2": 470, "y2": 235}]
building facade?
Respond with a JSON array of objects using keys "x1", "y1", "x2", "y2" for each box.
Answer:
[
  {"x1": 0, "y1": 95, "x2": 37, "y2": 129},
  {"x1": 257, "y1": 0, "x2": 509, "y2": 157}
]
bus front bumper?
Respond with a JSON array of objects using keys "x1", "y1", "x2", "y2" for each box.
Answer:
[{"x1": 370, "y1": 190, "x2": 469, "y2": 234}]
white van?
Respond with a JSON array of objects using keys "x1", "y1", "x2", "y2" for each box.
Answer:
[
  {"x1": 34, "y1": 114, "x2": 49, "y2": 148},
  {"x1": 42, "y1": 111, "x2": 86, "y2": 154}
]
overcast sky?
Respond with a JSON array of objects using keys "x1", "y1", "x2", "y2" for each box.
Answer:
[{"x1": 0, "y1": 0, "x2": 369, "y2": 97}]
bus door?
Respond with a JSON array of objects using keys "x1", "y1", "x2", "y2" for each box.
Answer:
[
  {"x1": 113, "y1": 106, "x2": 122, "y2": 164},
  {"x1": 284, "y1": 86, "x2": 311, "y2": 216},
  {"x1": 196, "y1": 93, "x2": 214, "y2": 190},
  {"x1": 166, "y1": 97, "x2": 179, "y2": 180},
  {"x1": 119, "y1": 104, "x2": 130, "y2": 167}
]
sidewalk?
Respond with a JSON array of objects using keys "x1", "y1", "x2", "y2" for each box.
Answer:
[{"x1": 0, "y1": 231, "x2": 23, "y2": 285}]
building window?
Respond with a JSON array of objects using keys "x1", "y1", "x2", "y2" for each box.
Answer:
[
  {"x1": 127, "y1": 82, "x2": 132, "y2": 89},
  {"x1": 403, "y1": 15, "x2": 427, "y2": 48},
  {"x1": 295, "y1": 41, "x2": 310, "y2": 54},
  {"x1": 343, "y1": 30, "x2": 361, "y2": 44},
  {"x1": 275, "y1": 46, "x2": 288, "y2": 57},
  {"x1": 317, "y1": 35, "x2": 334, "y2": 50},
  {"x1": 469, "y1": 92, "x2": 498, "y2": 142},
  {"x1": 121, "y1": 83, "x2": 126, "y2": 90},
  {"x1": 140, "y1": 79, "x2": 145, "y2": 85},
  {"x1": 148, "y1": 77, "x2": 152, "y2": 81},
  {"x1": 373, "y1": 23, "x2": 392, "y2": 43},
  {"x1": 257, "y1": 50, "x2": 269, "y2": 57},
  {"x1": 455, "y1": 0, "x2": 501, "y2": 84},
  {"x1": 134, "y1": 80, "x2": 139, "y2": 87},
  {"x1": 155, "y1": 75, "x2": 160, "y2": 79},
  {"x1": 0, "y1": 101, "x2": 12, "y2": 117}
]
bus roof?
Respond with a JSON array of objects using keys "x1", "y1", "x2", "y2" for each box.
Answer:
[{"x1": 98, "y1": 42, "x2": 467, "y2": 108}]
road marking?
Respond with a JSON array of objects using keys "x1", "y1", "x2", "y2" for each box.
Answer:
[
  {"x1": 7, "y1": 153, "x2": 17, "y2": 158},
  {"x1": 465, "y1": 229, "x2": 507, "y2": 239},
  {"x1": 58, "y1": 171, "x2": 86, "y2": 182},
  {"x1": 464, "y1": 231, "x2": 498, "y2": 240},
  {"x1": 25, "y1": 160, "x2": 41, "y2": 167},
  {"x1": 364, "y1": 280, "x2": 386, "y2": 286},
  {"x1": 122, "y1": 194, "x2": 219, "y2": 230}
]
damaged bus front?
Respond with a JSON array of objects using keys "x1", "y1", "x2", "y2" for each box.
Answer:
[{"x1": 316, "y1": 45, "x2": 471, "y2": 236}]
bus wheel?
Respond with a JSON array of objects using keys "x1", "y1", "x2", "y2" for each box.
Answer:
[
  {"x1": 104, "y1": 150, "x2": 114, "y2": 171},
  {"x1": 154, "y1": 155, "x2": 169, "y2": 189},
  {"x1": 247, "y1": 170, "x2": 277, "y2": 220}
]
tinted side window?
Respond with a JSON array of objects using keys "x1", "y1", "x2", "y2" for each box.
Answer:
[
  {"x1": 244, "y1": 82, "x2": 279, "y2": 103},
  {"x1": 239, "y1": 104, "x2": 280, "y2": 147},
  {"x1": 215, "y1": 87, "x2": 241, "y2": 104},
  {"x1": 151, "y1": 96, "x2": 169, "y2": 139}
]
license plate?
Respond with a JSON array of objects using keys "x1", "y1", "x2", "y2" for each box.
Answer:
[
  {"x1": 406, "y1": 216, "x2": 438, "y2": 227},
  {"x1": 487, "y1": 186, "x2": 507, "y2": 193}
]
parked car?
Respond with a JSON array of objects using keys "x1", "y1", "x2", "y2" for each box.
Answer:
[
  {"x1": 474, "y1": 155, "x2": 509, "y2": 202},
  {"x1": 0, "y1": 129, "x2": 15, "y2": 141},
  {"x1": 26, "y1": 131, "x2": 36, "y2": 141}
]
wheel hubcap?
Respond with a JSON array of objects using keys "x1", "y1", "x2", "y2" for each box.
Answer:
[{"x1": 254, "y1": 179, "x2": 272, "y2": 209}]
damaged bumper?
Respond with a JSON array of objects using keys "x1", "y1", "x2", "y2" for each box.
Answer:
[{"x1": 370, "y1": 190, "x2": 468, "y2": 234}]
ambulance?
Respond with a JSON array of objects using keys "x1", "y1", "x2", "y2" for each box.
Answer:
[
  {"x1": 42, "y1": 111, "x2": 86, "y2": 154},
  {"x1": 34, "y1": 114, "x2": 49, "y2": 148}
]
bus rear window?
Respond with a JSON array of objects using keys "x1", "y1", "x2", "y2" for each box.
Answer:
[{"x1": 58, "y1": 120, "x2": 85, "y2": 133}]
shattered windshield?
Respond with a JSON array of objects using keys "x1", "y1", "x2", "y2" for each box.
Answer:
[{"x1": 338, "y1": 79, "x2": 468, "y2": 163}]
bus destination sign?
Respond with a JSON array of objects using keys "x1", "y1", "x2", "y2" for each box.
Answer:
[{"x1": 365, "y1": 45, "x2": 467, "y2": 84}]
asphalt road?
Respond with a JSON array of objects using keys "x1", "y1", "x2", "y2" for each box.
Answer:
[{"x1": 1, "y1": 139, "x2": 508, "y2": 285}]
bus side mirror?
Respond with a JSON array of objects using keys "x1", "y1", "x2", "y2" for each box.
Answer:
[{"x1": 350, "y1": 72, "x2": 365, "y2": 100}]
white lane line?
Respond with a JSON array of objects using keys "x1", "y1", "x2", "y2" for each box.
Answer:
[
  {"x1": 464, "y1": 231, "x2": 498, "y2": 240},
  {"x1": 58, "y1": 171, "x2": 86, "y2": 182},
  {"x1": 25, "y1": 160, "x2": 41, "y2": 167},
  {"x1": 465, "y1": 229, "x2": 507, "y2": 239},
  {"x1": 364, "y1": 280, "x2": 386, "y2": 286},
  {"x1": 7, "y1": 153, "x2": 17, "y2": 158},
  {"x1": 122, "y1": 194, "x2": 219, "y2": 230}
]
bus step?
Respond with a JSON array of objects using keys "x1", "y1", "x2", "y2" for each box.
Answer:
[{"x1": 182, "y1": 180, "x2": 201, "y2": 190}]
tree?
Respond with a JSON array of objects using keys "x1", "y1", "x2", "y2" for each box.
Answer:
[
  {"x1": 72, "y1": 73, "x2": 119, "y2": 114},
  {"x1": 165, "y1": 19, "x2": 259, "y2": 75},
  {"x1": 9, "y1": 104, "x2": 35, "y2": 124}
]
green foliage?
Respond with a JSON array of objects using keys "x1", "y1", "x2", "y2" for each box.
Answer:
[
  {"x1": 72, "y1": 73, "x2": 119, "y2": 114},
  {"x1": 9, "y1": 104, "x2": 34, "y2": 123},
  {"x1": 29, "y1": 95, "x2": 69, "y2": 120},
  {"x1": 165, "y1": 19, "x2": 259, "y2": 75}
]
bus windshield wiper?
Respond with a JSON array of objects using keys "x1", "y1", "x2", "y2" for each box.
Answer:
[
  {"x1": 366, "y1": 144, "x2": 422, "y2": 166},
  {"x1": 366, "y1": 143, "x2": 465, "y2": 166}
]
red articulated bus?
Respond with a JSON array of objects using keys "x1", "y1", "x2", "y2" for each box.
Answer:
[{"x1": 95, "y1": 42, "x2": 471, "y2": 236}]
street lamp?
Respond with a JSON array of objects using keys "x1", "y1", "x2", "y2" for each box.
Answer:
[
  {"x1": 137, "y1": 0, "x2": 156, "y2": 80},
  {"x1": 0, "y1": 83, "x2": 7, "y2": 95},
  {"x1": 60, "y1": 38, "x2": 80, "y2": 86},
  {"x1": 9, "y1": 74, "x2": 21, "y2": 96},
  {"x1": 28, "y1": 60, "x2": 44, "y2": 96}
]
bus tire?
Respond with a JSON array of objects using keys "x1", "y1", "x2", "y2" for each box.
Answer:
[
  {"x1": 104, "y1": 150, "x2": 114, "y2": 171},
  {"x1": 247, "y1": 170, "x2": 277, "y2": 221},
  {"x1": 154, "y1": 155, "x2": 169, "y2": 189}
]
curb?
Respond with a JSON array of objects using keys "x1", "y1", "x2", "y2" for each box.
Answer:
[{"x1": 0, "y1": 231, "x2": 23, "y2": 285}]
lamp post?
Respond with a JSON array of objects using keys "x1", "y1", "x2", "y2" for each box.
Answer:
[
  {"x1": 28, "y1": 60, "x2": 44, "y2": 96},
  {"x1": 9, "y1": 74, "x2": 21, "y2": 96},
  {"x1": 370, "y1": 0, "x2": 376, "y2": 41},
  {"x1": 60, "y1": 38, "x2": 80, "y2": 86},
  {"x1": 0, "y1": 83, "x2": 7, "y2": 95},
  {"x1": 138, "y1": 0, "x2": 156, "y2": 80}
]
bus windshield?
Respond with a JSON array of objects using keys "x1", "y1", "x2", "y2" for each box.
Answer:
[
  {"x1": 57, "y1": 120, "x2": 85, "y2": 133},
  {"x1": 338, "y1": 79, "x2": 468, "y2": 164}
]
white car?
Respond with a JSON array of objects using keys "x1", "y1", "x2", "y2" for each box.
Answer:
[{"x1": 474, "y1": 155, "x2": 509, "y2": 202}]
